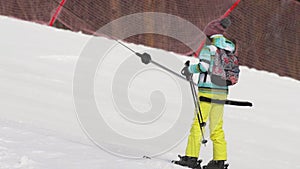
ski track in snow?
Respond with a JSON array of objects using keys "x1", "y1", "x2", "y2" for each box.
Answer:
[
  {"x1": 1, "y1": 16, "x2": 300, "y2": 169},
  {"x1": 0, "y1": 120, "x2": 186, "y2": 169}
]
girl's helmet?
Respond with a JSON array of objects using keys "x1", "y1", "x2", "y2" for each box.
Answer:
[{"x1": 210, "y1": 34, "x2": 235, "y2": 52}]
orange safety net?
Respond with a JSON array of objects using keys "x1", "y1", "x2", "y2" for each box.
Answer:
[{"x1": 0, "y1": 0, "x2": 299, "y2": 80}]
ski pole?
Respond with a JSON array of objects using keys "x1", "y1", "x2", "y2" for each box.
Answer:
[
  {"x1": 199, "y1": 96, "x2": 253, "y2": 107},
  {"x1": 181, "y1": 61, "x2": 208, "y2": 144},
  {"x1": 189, "y1": 78, "x2": 208, "y2": 144}
]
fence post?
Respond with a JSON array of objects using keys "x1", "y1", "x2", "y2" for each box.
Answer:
[{"x1": 49, "y1": 0, "x2": 67, "y2": 26}]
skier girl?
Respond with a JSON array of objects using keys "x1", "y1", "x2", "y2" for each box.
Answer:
[{"x1": 173, "y1": 17, "x2": 235, "y2": 169}]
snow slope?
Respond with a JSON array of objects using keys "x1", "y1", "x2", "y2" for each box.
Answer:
[{"x1": 0, "y1": 15, "x2": 300, "y2": 169}]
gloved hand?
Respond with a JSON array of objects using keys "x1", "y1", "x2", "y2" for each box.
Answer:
[{"x1": 181, "y1": 60, "x2": 192, "y2": 78}]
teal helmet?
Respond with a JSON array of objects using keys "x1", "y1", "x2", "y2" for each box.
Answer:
[{"x1": 210, "y1": 34, "x2": 235, "y2": 52}]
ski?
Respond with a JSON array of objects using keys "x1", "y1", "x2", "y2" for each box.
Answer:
[
  {"x1": 171, "y1": 155, "x2": 202, "y2": 169},
  {"x1": 202, "y1": 163, "x2": 229, "y2": 169},
  {"x1": 143, "y1": 155, "x2": 202, "y2": 169},
  {"x1": 199, "y1": 96, "x2": 253, "y2": 107},
  {"x1": 142, "y1": 155, "x2": 172, "y2": 163}
]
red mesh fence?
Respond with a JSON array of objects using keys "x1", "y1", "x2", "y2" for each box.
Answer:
[{"x1": 0, "y1": 0, "x2": 299, "y2": 80}]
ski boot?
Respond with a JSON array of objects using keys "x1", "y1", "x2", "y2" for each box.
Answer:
[
  {"x1": 172, "y1": 155, "x2": 202, "y2": 169},
  {"x1": 203, "y1": 160, "x2": 229, "y2": 169}
]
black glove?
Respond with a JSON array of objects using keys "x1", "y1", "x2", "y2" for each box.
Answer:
[
  {"x1": 136, "y1": 52, "x2": 151, "y2": 64},
  {"x1": 181, "y1": 60, "x2": 192, "y2": 78},
  {"x1": 184, "y1": 60, "x2": 190, "y2": 67}
]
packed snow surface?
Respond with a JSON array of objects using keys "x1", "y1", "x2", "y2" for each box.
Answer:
[{"x1": 0, "y1": 16, "x2": 300, "y2": 169}]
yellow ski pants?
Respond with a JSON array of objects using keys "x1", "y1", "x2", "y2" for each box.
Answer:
[{"x1": 185, "y1": 92, "x2": 227, "y2": 160}]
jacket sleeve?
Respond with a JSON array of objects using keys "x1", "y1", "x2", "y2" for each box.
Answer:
[{"x1": 188, "y1": 46, "x2": 211, "y2": 73}]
